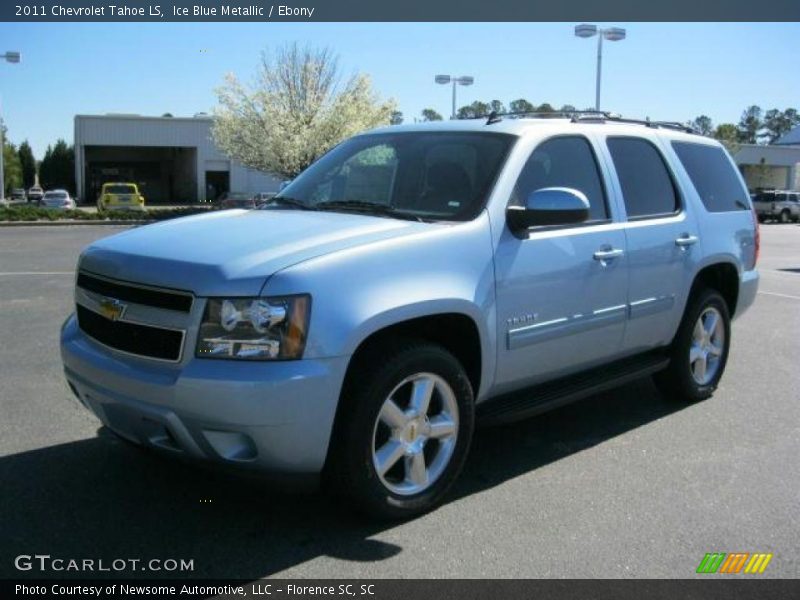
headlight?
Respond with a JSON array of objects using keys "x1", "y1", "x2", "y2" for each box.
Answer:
[{"x1": 196, "y1": 295, "x2": 311, "y2": 360}]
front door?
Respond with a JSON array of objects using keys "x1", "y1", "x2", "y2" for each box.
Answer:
[{"x1": 493, "y1": 135, "x2": 629, "y2": 392}]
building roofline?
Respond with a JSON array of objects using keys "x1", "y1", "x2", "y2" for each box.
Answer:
[{"x1": 75, "y1": 113, "x2": 213, "y2": 122}]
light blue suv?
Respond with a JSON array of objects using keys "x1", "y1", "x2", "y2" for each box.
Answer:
[{"x1": 61, "y1": 114, "x2": 760, "y2": 518}]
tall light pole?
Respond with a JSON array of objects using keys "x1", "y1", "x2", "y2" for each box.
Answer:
[
  {"x1": 435, "y1": 74, "x2": 474, "y2": 119},
  {"x1": 1, "y1": 51, "x2": 21, "y2": 201},
  {"x1": 574, "y1": 24, "x2": 626, "y2": 111}
]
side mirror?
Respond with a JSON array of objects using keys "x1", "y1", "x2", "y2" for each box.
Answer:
[{"x1": 507, "y1": 187, "x2": 590, "y2": 231}]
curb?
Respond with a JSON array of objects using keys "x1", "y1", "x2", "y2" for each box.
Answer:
[{"x1": 0, "y1": 220, "x2": 148, "y2": 227}]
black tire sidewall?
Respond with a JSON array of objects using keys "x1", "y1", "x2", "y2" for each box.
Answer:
[
  {"x1": 668, "y1": 288, "x2": 731, "y2": 401},
  {"x1": 337, "y1": 342, "x2": 475, "y2": 519}
]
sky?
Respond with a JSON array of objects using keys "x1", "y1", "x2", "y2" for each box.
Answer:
[{"x1": 1, "y1": 22, "x2": 798, "y2": 158}]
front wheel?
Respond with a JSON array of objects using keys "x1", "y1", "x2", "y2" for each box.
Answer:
[
  {"x1": 329, "y1": 341, "x2": 475, "y2": 519},
  {"x1": 654, "y1": 288, "x2": 731, "y2": 402},
  {"x1": 780, "y1": 210, "x2": 790, "y2": 223}
]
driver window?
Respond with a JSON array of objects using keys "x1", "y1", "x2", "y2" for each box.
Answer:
[
  {"x1": 512, "y1": 136, "x2": 609, "y2": 222},
  {"x1": 311, "y1": 144, "x2": 398, "y2": 204}
]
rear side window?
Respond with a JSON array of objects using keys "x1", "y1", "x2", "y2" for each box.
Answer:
[
  {"x1": 512, "y1": 136, "x2": 608, "y2": 222},
  {"x1": 672, "y1": 142, "x2": 749, "y2": 212},
  {"x1": 607, "y1": 137, "x2": 679, "y2": 219}
]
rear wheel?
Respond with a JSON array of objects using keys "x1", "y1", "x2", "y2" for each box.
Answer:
[
  {"x1": 654, "y1": 288, "x2": 731, "y2": 402},
  {"x1": 329, "y1": 341, "x2": 474, "y2": 519}
]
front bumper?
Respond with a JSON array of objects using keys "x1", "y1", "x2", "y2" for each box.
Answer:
[{"x1": 60, "y1": 314, "x2": 349, "y2": 478}]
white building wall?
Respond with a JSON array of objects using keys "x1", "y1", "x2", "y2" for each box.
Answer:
[{"x1": 75, "y1": 115, "x2": 283, "y2": 202}]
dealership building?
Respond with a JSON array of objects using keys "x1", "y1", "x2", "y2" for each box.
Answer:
[
  {"x1": 734, "y1": 124, "x2": 800, "y2": 192},
  {"x1": 74, "y1": 114, "x2": 282, "y2": 203}
]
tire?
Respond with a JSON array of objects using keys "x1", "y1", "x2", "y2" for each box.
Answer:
[
  {"x1": 780, "y1": 210, "x2": 790, "y2": 224},
  {"x1": 654, "y1": 288, "x2": 731, "y2": 402},
  {"x1": 757, "y1": 214, "x2": 766, "y2": 223},
  {"x1": 328, "y1": 340, "x2": 475, "y2": 519}
]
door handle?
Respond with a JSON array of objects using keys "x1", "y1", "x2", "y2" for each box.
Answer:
[
  {"x1": 593, "y1": 248, "x2": 624, "y2": 261},
  {"x1": 675, "y1": 234, "x2": 699, "y2": 247}
]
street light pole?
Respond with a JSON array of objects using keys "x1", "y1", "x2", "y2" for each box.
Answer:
[
  {"x1": 435, "y1": 74, "x2": 474, "y2": 119},
  {"x1": 1, "y1": 51, "x2": 22, "y2": 201},
  {"x1": 574, "y1": 25, "x2": 626, "y2": 112},
  {"x1": 595, "y1": 32, "x2": 603, "y2": 112}
]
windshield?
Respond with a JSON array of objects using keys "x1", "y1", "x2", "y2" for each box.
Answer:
[
  {"x1": 272, "y1": 131, "x2": 515, "y2": 221},
  {"x1": 44, "y1": 192, "x2": 67, "y2": 199},
  {"x1": 105, "y1": 185, "x2": 137, "y2": 194}
]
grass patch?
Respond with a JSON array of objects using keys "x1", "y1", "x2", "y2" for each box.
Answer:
[{"x1": 0, "y1": 205, "x2": 216, "y2": 222}]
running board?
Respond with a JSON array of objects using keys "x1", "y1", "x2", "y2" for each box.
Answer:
[{"x1": 477, "y1": 351, "x2": 670, "y2": 427}]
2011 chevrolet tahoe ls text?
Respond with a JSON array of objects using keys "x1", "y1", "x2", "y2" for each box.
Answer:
[{"x1": 61, "y1": 114, "x2": 759, "y2": 518}]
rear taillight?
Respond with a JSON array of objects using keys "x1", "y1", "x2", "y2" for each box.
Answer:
[{"x1": 752, "y1": 208, "x2": 760, "y2": 267}]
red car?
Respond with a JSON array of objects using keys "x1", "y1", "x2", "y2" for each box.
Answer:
[{"x1": 217, "y1": 192, "x2": 256, "y2": 209}]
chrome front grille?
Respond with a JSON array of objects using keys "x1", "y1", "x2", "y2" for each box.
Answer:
[{"x1": 75, "y1": 271, "x2": 193, "y2": 362}]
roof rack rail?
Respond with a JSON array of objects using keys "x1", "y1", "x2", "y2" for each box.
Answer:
[{"x1": 470, "y1": 109, "x2": 697, "y2": 134}]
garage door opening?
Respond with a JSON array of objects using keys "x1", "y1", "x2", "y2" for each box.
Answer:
[{"x1": 82, "y1": 146, "x2": 197, "y2": 204}]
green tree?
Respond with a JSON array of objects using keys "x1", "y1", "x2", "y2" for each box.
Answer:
[
  {"x1": 535, "y1": 103, "x2": 555, "y2": 113},
  {"x1": 456, "y1": 101, "x2": 490, "y2": 119},
  {"x1": 509, "y1": 98, "x2": 535, "y2": 114},
  {"x1": 489, "y1": 100, "x2": 506, "y2": 114},
  {"x1": 420, "y1": 108, "x2": 443, "y2": 122},
  {"x1": 737, "y1": 105, "x2": 762, "y2": 144},
  {"x1": 390, "y1": 111, "x2": 404, "y2": 125},
  {"x1": 762, "y1": 108, "x2": 800, "y2": 144},
  {"x1": 38, "y1": 139, "x2": 75, "y2": 193},
  {"x1": 559, "y1": 104, "x2": 577, "y2": 113},
  {"x1": 17, "y1": 140, "x2": 36, "y2": 189},
  {"x1": 2, "y1": 124, "x2": 23, "y2": 196},
  {"x1": 713, "y1": 123, "x2": 740, "y2": 155},
  {"x1": 2, "y1": 143, "x2": 23, "y2": 196},
  {"x1": 690, "y1": 115, "x2": 714, "y2": 136},
  {"x1": 212, "y1": 43, "x2": 396, "y2": 179}
]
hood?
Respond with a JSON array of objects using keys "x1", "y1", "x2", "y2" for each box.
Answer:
[{"x1": 79, "y1": 209, "x2": 435, "y2": 296}]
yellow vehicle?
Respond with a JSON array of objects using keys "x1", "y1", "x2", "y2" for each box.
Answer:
[{"x1": 97, "y1": 182, "x2": 145, "y2": 211}]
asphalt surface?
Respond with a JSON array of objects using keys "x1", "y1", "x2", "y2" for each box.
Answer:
[{"x1": 0, "y1": 223, "x2": 798, "y2": 580}]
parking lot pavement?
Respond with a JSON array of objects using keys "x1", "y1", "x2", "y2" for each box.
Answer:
[{"x1": 0, "y1": 224, "x2": 798, "y2": 580}]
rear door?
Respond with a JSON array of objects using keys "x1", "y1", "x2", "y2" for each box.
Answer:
[
  {"x1": 493, "y1": 134, "x2": 629, "y2": 391},
  {"x1": 601, "y1": 135, "x2": 702, "y2": 353}
]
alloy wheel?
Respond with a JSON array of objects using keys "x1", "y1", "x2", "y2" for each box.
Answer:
[
  {"x1": 689, "y1": 307, "x2": 725, "y2": 385},
  {"x1": 371, "y1": 372, "x2": 459, "y2": 496}
]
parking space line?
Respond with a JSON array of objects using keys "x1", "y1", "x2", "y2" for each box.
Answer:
[
  {"x1": 0, "y1": 272, "x2": 74, "y2": 276},
  {"x1": 758, "y1": 291, "x2": 800, "y2": 301}
]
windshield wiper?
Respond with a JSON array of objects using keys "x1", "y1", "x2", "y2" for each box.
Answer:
[
  {"x1": 315, "y1": 200, "x2": 424, "y2": 222},
  {"x1": 260, "y1": 196, "x2": 316, "y2": 211}
]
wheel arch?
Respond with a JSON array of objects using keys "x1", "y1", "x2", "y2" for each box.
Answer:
[
  {"x1": 689, "y1": 261, "x2": 740, "y2": 317},
  {"x1": 323, "y1": 310, "x2": 486, "y2": 475}
]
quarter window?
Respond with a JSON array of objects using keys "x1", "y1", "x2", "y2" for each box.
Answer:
[
  {"x1": 512, "y1": 136, "x2": 608, "y2": 222},
  {"x1": 671, "y1": 142, "x2": 749, "y2": 212},
  {"x1": 607, "y1": 137, "x2": 679, "y2": 218}
]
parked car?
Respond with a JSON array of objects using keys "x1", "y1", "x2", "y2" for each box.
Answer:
[
  {"x1": 61, "y1": 115, "x2": 759, "y2": 519},
  {"x1": 10, "y1": 188, "x2": 27, "y2": 202},
  {"x1": 751, "y1": 190, "x2": 800, "y2": 223},
  {"x1": 217, "y1": 191, "x2": 257, "y2": 209},
  {"x1": 252, "y1": 192, "x2": 277, "y2": 207},
  {"x1": 40, "y1": 189, "x2": 76, "y2": 210},
  {"x1": 27, "y1": 186, "x2": 44, "y2": 204},
  {"x1": 97, "y1": 182, "x2": 145, "y2": 211}
]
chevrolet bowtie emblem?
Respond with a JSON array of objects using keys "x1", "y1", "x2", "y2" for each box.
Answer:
[{"x1": 98, "y1": 297, "x2": 126, "y2": 321}]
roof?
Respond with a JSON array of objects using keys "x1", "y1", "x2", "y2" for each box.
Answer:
[
  {"x1": 364, "y1": 115, "x2": 712, "y2": 144},
  {"x1": 774, "y1": 124, "x2": 800, "y2": 146},
  {"x1": 75, "y1": 113, "x2": 213, "y2": 122}
]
